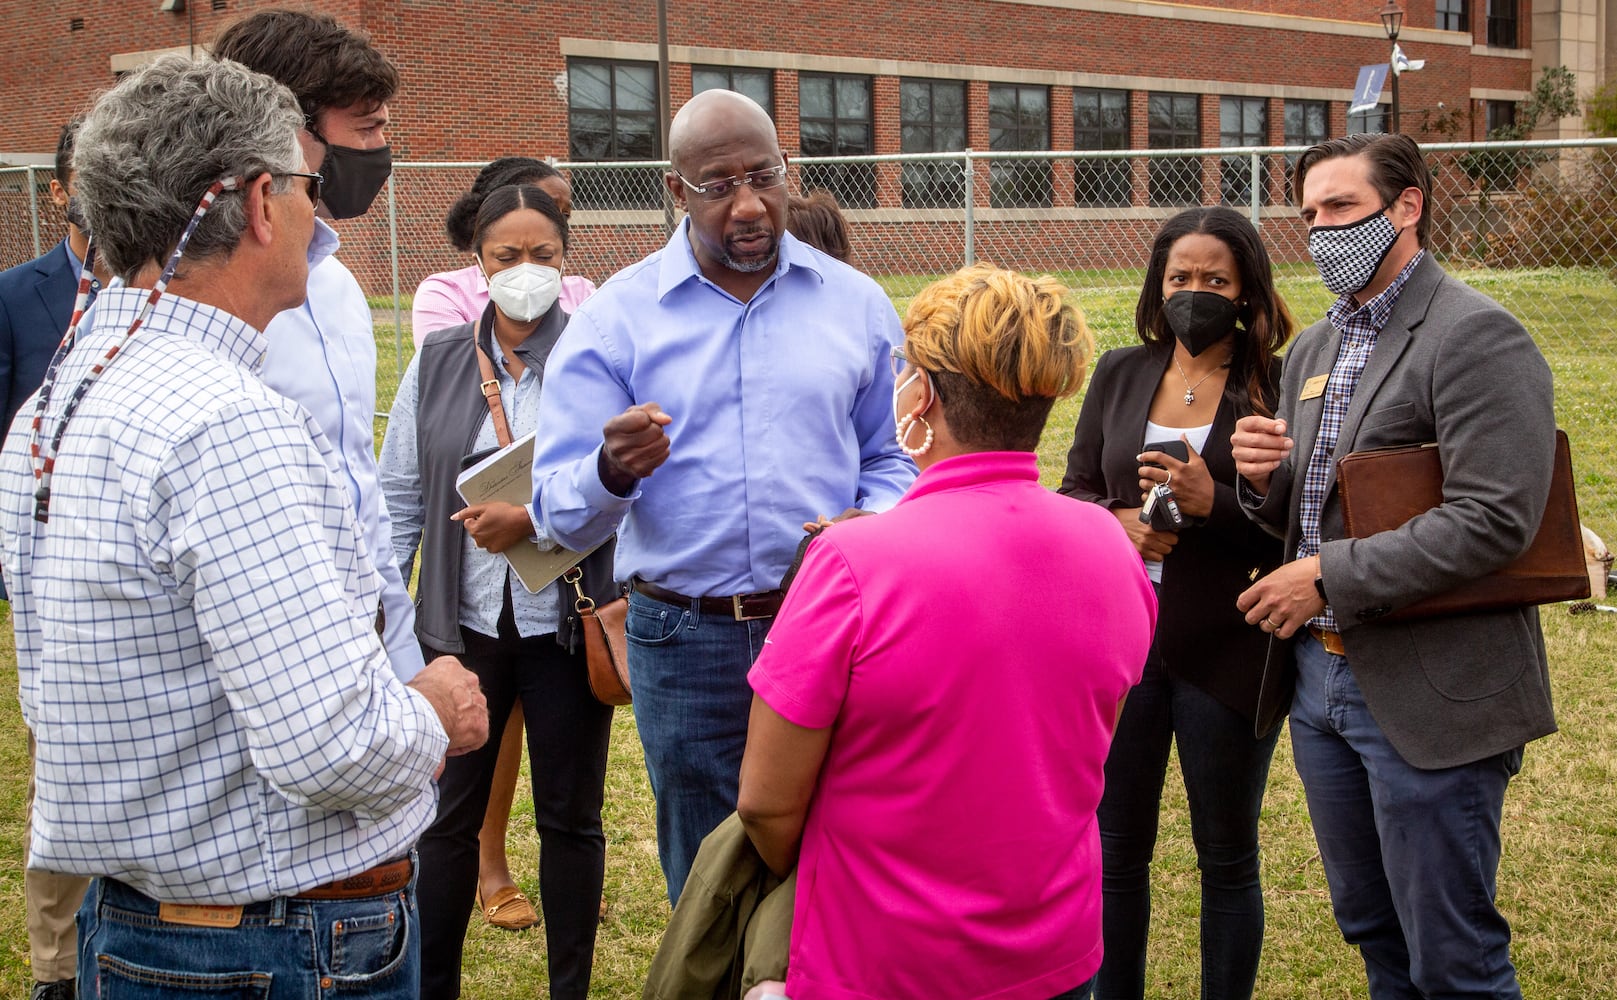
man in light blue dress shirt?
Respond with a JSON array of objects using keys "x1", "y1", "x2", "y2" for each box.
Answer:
[
  {"x1": 532, "y1": 90, "x2": 915, "y2": 903},
  {"x1": 214, "y1": 10, "x2": 423, "y2": 682}
]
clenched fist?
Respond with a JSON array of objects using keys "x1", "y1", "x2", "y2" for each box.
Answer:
[
  {"x1": 407, "y1": 655, "x2": 489, "y2": 757},
  {"x1": 599, "y1": 402, "x2": 673, "y2": 496},
  {"x1": 1231, "y1": 415, "x2": 1294, "y2": 496}
]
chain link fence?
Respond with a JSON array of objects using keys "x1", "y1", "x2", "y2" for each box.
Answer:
[{"x1": 4, "y1": 139, "x2": 1616, "y2": 534}]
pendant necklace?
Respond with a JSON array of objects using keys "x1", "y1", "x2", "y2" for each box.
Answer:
[{"x1": 1174, "y1": 354, "x2": 1231, "y2": 405}]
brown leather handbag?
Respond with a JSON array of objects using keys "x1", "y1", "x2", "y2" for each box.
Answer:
[
  {"x1": 564, "y1": 566, "x2": 631, "y2": 706},
  {"x1": 1336, "y1": 429, "x2": 1589, "y2": 621}
]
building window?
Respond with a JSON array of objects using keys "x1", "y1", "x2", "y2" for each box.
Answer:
[
  {"x1": 799, "y1": 73, "x2": 874, "y2": 208},
  {"x1": 567, "y1": 59, "x2": 660, "y2": 209},
  {"x1": 1347, "y1": 103, "x2": 1390, "y2": 134},
  {"x1": 1073, "y1": 88, "x2": 1130, "y2": 207},
  {"x1": 1486, "y1": 0, "x2": 1517, "y2": 47},
  {"x1": 1436, "y1": 0, "x2": 1468, "y2": 32},
  {"x1": 1283, "y1": 99, "x2": 1328, "y2": 198},
  {"x1": 692, "y1": 66, "x2": 773, "y2": 117},
  {"x1": 899, "y1": 78, "x2": 967, "y2": 208},
  {"x1": 989, "y1": 83, "x2": 1051, "y2": 207},
  {"x1": 1220, "y1": 96, "x2": 1267, "y2": 206},
  {"x1": 1486, "y1": 99, "x2": 1518, "y2": 134},
  {"x1": 1284, "y1": 100, "x2": 1328, "y2": 148},
  {"x1": 1148, "y1": 92, "x2": 1201, "y2": 207}
]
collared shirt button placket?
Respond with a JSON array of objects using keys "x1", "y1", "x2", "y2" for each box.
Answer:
[{"x1": 1298, "y1": 250, "x2": 1426, "y2": 632}]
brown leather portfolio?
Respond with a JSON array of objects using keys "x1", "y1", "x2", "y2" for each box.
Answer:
[{"x1": 1336, "y1": 429, "x2": 1589, "y2": 622}]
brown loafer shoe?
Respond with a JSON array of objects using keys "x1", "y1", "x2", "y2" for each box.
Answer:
[{"x1": 478, "y1": 885, "x2": 539, "y2": 931}]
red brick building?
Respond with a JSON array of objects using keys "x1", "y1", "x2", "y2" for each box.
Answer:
[
  {"x1": 5, "y1": 1, "x2": 1606, "y2": 164},
  {"x1": 2, "y1": 0, "x2": 1612, "y2": 283}
]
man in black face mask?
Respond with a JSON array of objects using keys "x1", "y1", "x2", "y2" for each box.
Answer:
[
  {"x1": 1232, "y1": 133, "x2": 1555, "y2": 998},
  {"x1": 211, "y1": 11, "x2": 428, "y2": 688},
  {"x1": 213, "y1": 9, "x2": 395, "y2": 221}
]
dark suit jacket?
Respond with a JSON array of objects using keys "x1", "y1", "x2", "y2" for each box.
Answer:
[
  {"x1": 1242, "y1": 254, "x2": 1558, "y2": 768},
  {"x1": 1060, "y1": 343, "x2": 1284, "y2": 727},
  {"x1": 0, "y1": 239, "x2": 76, "y2": 443}
]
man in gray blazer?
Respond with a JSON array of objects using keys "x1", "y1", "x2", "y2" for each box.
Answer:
[{"x1": 1232, "y1": 132, "x2": 1555, "y2": 998}]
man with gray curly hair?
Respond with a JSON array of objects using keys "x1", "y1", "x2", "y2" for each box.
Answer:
[{"x1": 0, "y1": 55, "x2": 487, "y2": 996}]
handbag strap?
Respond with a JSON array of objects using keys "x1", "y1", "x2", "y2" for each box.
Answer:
[
  {"x1": 562, "y1": 565, "x2": 595, "y2": 613},
  {"x1": 474, "y1": 323, "x2": 514, "y2": 448}
]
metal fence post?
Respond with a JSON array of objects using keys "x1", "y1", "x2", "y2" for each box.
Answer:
[
  {"x1": 27, "y1": 166, "x2": 41, "y2": 259},
  {"x1": 388, "y1": 174, "x2": 402, "y2": 374},
  {"x1": 1249, "y1": 151, "x2": 1261, "y2": 228},
  {"x1": 963, "y1": 150, "x2": 975, "y2": 267}
]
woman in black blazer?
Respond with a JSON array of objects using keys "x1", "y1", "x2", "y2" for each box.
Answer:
[{"x1": 1059, "y1": 206, "x2": 1293, "y2": 1000}]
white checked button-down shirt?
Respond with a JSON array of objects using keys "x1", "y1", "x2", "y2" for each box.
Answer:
[
  {"x1": 0, "y1": 288, "x2": 448, "y2": 904},
  {"x1": 1299, "y1": 250, "x2": 1426, "y2": 631}
]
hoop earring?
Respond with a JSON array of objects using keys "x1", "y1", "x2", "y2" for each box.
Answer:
[{"x1": 897, "y1": 412, "x2": 934, "y2": 458}]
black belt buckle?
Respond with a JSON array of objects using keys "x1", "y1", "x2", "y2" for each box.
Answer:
[{"x1": 731, "y1": 591, "x2": 776, "y2": 621}]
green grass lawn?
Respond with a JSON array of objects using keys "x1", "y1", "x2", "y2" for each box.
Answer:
[
  {"x1": 4, "y1": 612, "x2": 1612, "y2": 998},
  {"x1": 3, "y1": 264, "x2": 1616, "y2": 997}
]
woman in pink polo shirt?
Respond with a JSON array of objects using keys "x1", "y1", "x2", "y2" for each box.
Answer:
[{"x1": 738, "y1": 264, "x2": 1158, "y2": 1000}]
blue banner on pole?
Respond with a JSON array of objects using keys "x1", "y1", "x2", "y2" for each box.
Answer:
[{"x1": 1351, "y1": 64, "x2": 1390, "y2": 114}]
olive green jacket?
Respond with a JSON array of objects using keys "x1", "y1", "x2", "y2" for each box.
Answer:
[{"x1": 643, "y1": 812, "x2": 795, "y2": 1000}]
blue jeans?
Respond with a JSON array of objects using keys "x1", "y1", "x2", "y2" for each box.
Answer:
[
  {"x1": 1096, "y1": 645, "x2": 1280, "y2": 1000},
  {"x1": 1290, "y1": 633, "x2": 1524, "y2": 999},
  {"x1": 627, "y1": 590, "x2": 773, "y2": 905},
  {"x1": 77, "y1": 867, "x2": 419, "y2": 999}
]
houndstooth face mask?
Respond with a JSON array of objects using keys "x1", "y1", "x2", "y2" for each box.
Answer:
[{"x1": 1307, "y1": 206, "x2": 1401, "y2": 296}]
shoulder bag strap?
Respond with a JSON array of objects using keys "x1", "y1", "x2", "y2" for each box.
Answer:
[{"x1": 474, "y1": 320, "x2": 514, "y2": 447}]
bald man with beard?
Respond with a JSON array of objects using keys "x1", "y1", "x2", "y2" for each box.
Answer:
[{"x1": 531, "y1": 89, "x2": 915, "y2": 904}]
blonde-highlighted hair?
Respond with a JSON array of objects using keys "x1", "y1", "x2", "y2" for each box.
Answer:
[
  {"x1": 902, "y1": 263, "x2": 1094, "y2": 451},
  {"x1": 905, "y1": 263, "x2": 1092, "y2": 399}
]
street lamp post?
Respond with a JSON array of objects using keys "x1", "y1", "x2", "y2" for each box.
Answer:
[{"x1": 1380, "y1": 0, "x2": 1405, "y2": 133}]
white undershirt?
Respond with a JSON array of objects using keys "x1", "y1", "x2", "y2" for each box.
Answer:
[
  {"x1": 1140, "y1": 419, "x2": 1213, "y2": 584},
  {"x1": 1143, "y1": 419, "x2": 1213, "y2": 456}
]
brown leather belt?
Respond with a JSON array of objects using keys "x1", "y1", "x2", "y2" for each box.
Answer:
[
  {"x1": 632, "y1": 579, "x2": 784, "y2": 621},
  {"x1": 296, "y1": 857, "x2": 412, "y2": 900},
  {"x1": 1308, "y1": 625, "x2": 1347, "y2": 657}
]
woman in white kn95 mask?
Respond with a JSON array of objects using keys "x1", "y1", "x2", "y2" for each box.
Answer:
[
  {"x1": 412, "y1": 157, "x2": 598, "y2": 347},
  {"x1": 379, "y1": 182, "x2": 616, "y2": 1000}
]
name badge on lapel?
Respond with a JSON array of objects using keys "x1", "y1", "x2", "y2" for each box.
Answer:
[{"x1": 1299, "y1": 374, "x2": 1330, "y2": 401}]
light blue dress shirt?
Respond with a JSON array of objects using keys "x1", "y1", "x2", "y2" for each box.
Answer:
[
  {"x1": 261, "y1": 220, "x2": 425, "y2": 681},
  {"x1": 531, "y1": 222, "x2": 914, "y2": 596}
]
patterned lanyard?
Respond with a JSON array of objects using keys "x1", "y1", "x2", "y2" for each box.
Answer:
[{"x1": 29, "y1": 175, "x2": 243, "y2": 523}]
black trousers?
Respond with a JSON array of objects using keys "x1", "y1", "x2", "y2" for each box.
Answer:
[{"x1": 417, "y1": 599, "x2": 613, "y2": 1000}]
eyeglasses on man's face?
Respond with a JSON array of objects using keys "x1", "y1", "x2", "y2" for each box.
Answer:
[
  {"x1": 675, "y1": 163, "x2": 787, "y2": 203},
  {"x1": 277, "y1": 171, "x2": 324, "y2": 211}
]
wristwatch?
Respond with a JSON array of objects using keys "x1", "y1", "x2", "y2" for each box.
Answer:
[{"x1": 1314, "y1": 574, "x2": 1328, "y2": 602}]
